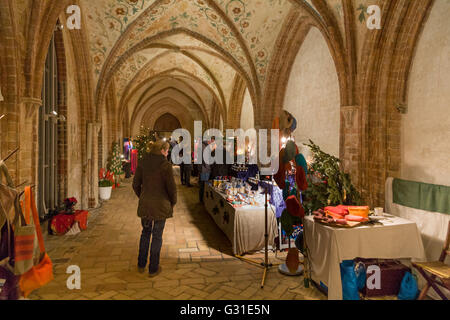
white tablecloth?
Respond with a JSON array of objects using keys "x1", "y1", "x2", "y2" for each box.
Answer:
[
  {"x1": 304, "y1": 215, "x2": 427, "y2": 300},
  {"x1": 203, "y1": 184, "x2": 278, "y2": 255}
]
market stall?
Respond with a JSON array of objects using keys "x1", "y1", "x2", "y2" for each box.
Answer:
[
  {"x1": 203, "y1": 181, "x2": 278, "y2": 256},
  {"x1": 304, "y1": 214, "x2": 427, "y2": 300}
]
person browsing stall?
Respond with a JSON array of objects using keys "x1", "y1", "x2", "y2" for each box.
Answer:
[{"x1": 132, "y1": 140, "x2": 177, "y2": 277}]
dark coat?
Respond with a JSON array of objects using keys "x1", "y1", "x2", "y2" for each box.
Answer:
[
  {"x1": 211, "y1": 146, "x2": 230, "y2": 179},
  {"x1": 132, "y1": 153, "x2": 177, "y2": 221},
  {"x1": 199, "y1": 141, "x2": 212, "y2": 175}
]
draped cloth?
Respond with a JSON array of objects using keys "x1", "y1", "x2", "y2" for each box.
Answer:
[
  {"x1": 304, "y1": 215, "x2": 426, "y2": 300},
  {"x1": 131, "y1": 149, "x2": 138, "y2": 175},
  {"x1": 203, "y1": 184, "x2": 278, "y2": 255},
  {"x1": 393, "y1": 178, "x2": 450, "y2": 215}
]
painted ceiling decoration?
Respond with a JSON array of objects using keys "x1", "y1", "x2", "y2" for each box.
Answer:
[{"x1": 80, "y1": 0, "x2": 366, "y2": 130}]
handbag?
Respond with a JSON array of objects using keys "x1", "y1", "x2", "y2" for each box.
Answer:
[
  {"x1": 354, "y1": 258, "x2": 411, "y2": 297},
  {"x1": 340, "y1": 260, "x2": 360, "y2": 300},
  {"x1": 398, "y1": 272, "x2": 419, "y2": 300},
  {"x1": 11, "y1": 188, "x2": 36, "y2": 276},
  {"x1": 18, "y1": 187, "x2": 53, "y2": 297}
]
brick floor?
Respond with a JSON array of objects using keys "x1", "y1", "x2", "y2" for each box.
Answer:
[{"x1": 29, "y1": 177, "x2": 325, "y2": 300}]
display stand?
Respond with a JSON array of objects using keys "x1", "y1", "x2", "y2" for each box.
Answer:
[{"x1": 235, "y1": 177, "x2": 281, "y2": 288}]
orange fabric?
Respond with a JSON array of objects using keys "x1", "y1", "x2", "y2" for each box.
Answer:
[
  {"x1": 19, "y1": 187, "x2": 53, "y2": 297},
  {"x1": 19, "y1": 253, "x2": 53, "y2": 297}
]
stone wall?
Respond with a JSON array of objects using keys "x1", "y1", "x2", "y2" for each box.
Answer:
[
  {"x1": 240, "y1": 88, "x2": 254, "y2": 131},
  {"x1": 401, "y1": 0, "x2": 450, "y2": 186},
  {"x1": 283, "y1": 27, "x2": 341, "y2": 158}
]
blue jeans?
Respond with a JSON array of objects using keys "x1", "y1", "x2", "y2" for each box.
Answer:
[{"x1": 138, "y1": 218, "x2": 166, "y2": 273}]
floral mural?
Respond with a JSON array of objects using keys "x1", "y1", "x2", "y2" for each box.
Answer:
[
  {"x1": 80, "y1": 0, "x2": 376, "y2": 130},
  {"x1": 83, "y1": 0, "x2": 157, "y2": 79}
]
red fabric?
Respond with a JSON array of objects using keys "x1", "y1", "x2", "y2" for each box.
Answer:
[
  {"x1": 131, "y1": 149, "x2": 138, "y2": 174},
  {"x1": 295, "y1": 165, "x2": 308, "y2": 191},
  {"x1": 274, "y1": 149, "x2": 288, "y2": 189},
  {"x1": 50, "y1": 214, "x2": 75, "y2": 236},
  {"x1": 286, "y1": 195, "x2": 305, "y2": 218},
  {"x1": 73, "y1": 210, "x2": 89, "y2": 230},
  {"x1": 325, "y1": 205, "x2": 349, "y2": 216}
]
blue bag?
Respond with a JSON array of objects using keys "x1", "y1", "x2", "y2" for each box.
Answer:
[
  {"x1": 340, "y1": 260, "x2": 360, "y2": 300},
  {"x1": 355, "y1": 262, "x2": 367, "y2": 291},
  {"x1": 398, "y1": 272, "x2": 419, "y2": 300}
]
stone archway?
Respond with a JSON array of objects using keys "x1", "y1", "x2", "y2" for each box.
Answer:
[{"x1": 153, "y1": 113, "x2": 182, "y2": 133}]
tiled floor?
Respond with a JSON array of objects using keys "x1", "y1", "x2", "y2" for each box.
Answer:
[{"x1": 29, "y1": 175, "x2": 325, "y2": 300}]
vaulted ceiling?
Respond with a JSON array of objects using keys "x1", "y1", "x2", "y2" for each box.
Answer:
[{"x1": 78, "y1": 0, "x2": 378, "y2": 132}]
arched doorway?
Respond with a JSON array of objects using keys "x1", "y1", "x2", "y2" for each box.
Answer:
[{"x1": 153, "y1": 113, "x2": 182, "y2": 137}]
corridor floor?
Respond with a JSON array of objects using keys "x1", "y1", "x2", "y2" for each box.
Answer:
[{"x1": 29, "y1": 175, "x2": 325, "y2": 300}]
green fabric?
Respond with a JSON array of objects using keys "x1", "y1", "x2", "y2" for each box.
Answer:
[
  {"x1": 281, "y1": 209, "x2": 294, "y2": 237},
  {"x1": 393, "y1": 178, "x2": 450, "y2": 215}
]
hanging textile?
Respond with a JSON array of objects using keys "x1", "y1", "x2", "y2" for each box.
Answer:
[{"x1": 131, "y1": 149, "x2": 138, "y2": 174}]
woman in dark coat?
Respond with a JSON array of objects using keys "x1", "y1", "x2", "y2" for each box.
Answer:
[{"x1": 132, "y1": 140, "x2": 177, "y2": 276}]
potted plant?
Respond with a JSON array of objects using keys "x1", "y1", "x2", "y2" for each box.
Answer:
[{"x1": 99, "y1": 168, "x2": 114, "y2": 200}]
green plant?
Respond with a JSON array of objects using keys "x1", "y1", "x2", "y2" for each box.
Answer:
[
  {"x1": 108, "y1": 142, "x2": 124, "y2": 176},
  {"x1": 99, "y1": 179, "x2": 113, "y2": 188},
  {"x1": 133, "y1": 131, "x2": 157, "y2": 160},
  {"x1": 302, "y1": 140, "x2": 361, "y2": 213}
]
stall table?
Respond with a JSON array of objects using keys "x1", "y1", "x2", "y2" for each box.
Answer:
[
  {"x1": 304, "y1": 215, "x2": 427, "y2": 300},
  {"x1": 203, "y1": 184, "x2": 278, "y2": 255}
]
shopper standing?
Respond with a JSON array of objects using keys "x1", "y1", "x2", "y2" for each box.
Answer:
[
  {"x1": 198, "y1": 139, "x2": 215, "y2": 203},
  {"x1": 179, "y1": 136, "x2": 185, "y2": 185},
  {"x1": 133, "y1": 140, "x2": 177, "y2": 277}
]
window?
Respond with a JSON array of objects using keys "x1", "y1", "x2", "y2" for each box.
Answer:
[{"x1": 38, "y1": 31, "x2": 59, "y2": 217}]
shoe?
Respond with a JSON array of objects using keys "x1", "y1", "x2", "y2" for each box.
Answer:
[
  {"x1": 138, "y1": 267, "x2": 145, "y2": 274},
  {"x1": 149, "y1": 266, "x2": 162, "y2": 278}
]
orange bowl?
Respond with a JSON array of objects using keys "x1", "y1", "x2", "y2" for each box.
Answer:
[{"x1": 347, "y1": 206, "x2": 369, "y2": 218}]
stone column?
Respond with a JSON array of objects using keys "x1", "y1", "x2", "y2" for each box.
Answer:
[
  {"x1": 20, "y1": 97, "x2": 42, "y2": 187},
  {"x1": 340, "y1": 105, "x2": 362, "y2": 190},
  {"x1": 87, "y1": 121, "x2": 101, "y2": 209}
]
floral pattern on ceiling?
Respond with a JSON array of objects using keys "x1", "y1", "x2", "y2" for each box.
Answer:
[
  {"x1": 83, "y1": 0, "x2": 158, "y2": 80},
  {"x1": 111, "y1": 0, "x2": 251, "y2": 81},
  {"x1": 114, "y1": 53, "x2": 149, "y2": 98},
  {"x1": 216, "y1": 0, "x2": 292, "y2": 84}
]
